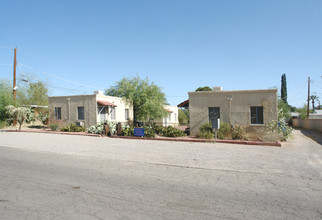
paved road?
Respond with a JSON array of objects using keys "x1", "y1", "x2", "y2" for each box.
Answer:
[{"x1": 0, "y1": 130, "x2": 321, "y2": 219}]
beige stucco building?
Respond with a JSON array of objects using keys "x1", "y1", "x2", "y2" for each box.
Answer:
[
  {"x1": 188, "y1": 88, "x2": 278, "y2": 136},
  {"x1": 48, "y1": 91, "x2": 133, "y2": 127},
  {"x1": 161, "y1": 105, "x2": 179, "y2": 127}
]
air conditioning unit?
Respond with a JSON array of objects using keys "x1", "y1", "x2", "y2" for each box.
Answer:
[{"x1": 76, "y1": 122, "x2": 84, "y2": 126}]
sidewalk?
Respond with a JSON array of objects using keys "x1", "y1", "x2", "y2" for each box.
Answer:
[{"x1": 2, "y1": 127, "x2": 281, "y2": 147}]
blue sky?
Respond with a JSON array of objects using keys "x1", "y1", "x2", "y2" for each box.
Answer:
[{"x1": 1, "y1": 0, "x2": 321, "y2": 107}]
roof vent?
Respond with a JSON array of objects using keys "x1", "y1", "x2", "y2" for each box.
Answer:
[{"x1": 213, "y1": 86, "x2": 223, "y2": 92}]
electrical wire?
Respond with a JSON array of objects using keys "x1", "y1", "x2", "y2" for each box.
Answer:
[{"x1": 18, "y1": 61, "x2": 104, "y2": 91}]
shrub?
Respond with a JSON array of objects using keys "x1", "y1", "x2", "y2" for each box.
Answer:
[
  {"x1": 108, "y1": 121, "x2": 117, "y2": 135},
  {"x1": 197, "y1": 131, "x2": 214, "y2": 139},
  {"x1": 122, "y1": 125, "x2": 134, "y2": 136},
  {"x1": 265, "y1": 109, "x2": 293, "y2": 141},
  {"x1": 37, "y1": 111, "x2": 49, "y2": 126},
  {"x1": 231, "y1": 125, "x2": 247, "y2": 140},
  {"x1": 61, "y1": 123, "x2": 86, "y2": 132},
  {"x1": 143, "y1": 124, "x2": 155, "y2": 138},
  {"x1": 217, "y1": 121, "x2": 231, "y2": 139},
  {"x1": 154, "y1": 124, "x2": 165, "y2": 135},
  {"x1": 0, "y1": 120, "x2": 7, "y2": 129},
  {"x1": 196, "y1": 123, "x2": 214, "y2": 139},
  {"x1": 162, "y1": 126, "x2": 185, "y2": 137},
  {"x1": 49, "y1": 123, "x2": 59, "y2": 131},
  {"x1": 88, "y1": 122, "x2": 105, "y2": 134}
]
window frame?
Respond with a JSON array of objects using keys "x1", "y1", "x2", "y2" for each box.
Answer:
[
  {"x1": 125, "y1": 109, "x2": 129, "y2": 120},
  {"x1": 54, "y1": 107, "x2": 61, "y2": 120},
  {"x1": 250, "y1": 106, "x2": 264, "y2": 125},
  {"x1": 77, "y1": 106, "x2": 85, "y2": 120},
  {"x1": 110, "y1": 107, "x2": 116, "y2": 120}
]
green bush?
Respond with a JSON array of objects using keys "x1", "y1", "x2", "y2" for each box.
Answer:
[
  {"x1": 38, "y1": 111, "x2": 49, "y2": 126},
  {"x1": 197, "y1": 123, "x2": 214, "y2": 139},
  {"x1": 143, "y1": 124, "x2": 156, "y2": 138},
  {"x1": 265, "y1": 109, "x2": 293, "y2": 140},
  {"x1": 122, "y1": 125, "x2": 134, "y2": 136},
  {"x1": 197, "y1": 130, "x2": 214, "y2": 139},
  {"x1": 231, "y1": 125, "x2": 247, "y2": 140},
  {"x1": 154, "y1": 124, "x2": 165, "y2": 135},
  {"x1": 61, "y1": 123, "x2": 86, "y2": 132},
  {"x1": 0, "y1": 120, "x2": 7, "y2": 129},
  {"x1": 162, "y1": 126, "x2": 185, "y2": 137},
  {"x1": 49, "y1": 123, "x2": 59, "y2": 131}
]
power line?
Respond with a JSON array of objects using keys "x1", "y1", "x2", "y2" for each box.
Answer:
[
  {"x1": 288, "y1": 80, "x2": 308, "y2": 102},
  {"x1": 18, "y1": 62, "x2": 104, "y2": 90}
]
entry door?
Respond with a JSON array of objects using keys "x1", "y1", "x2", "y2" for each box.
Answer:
[
  {"x1": 99, "y1": 106, "x2": 107, "y2": 122},
  {"x1": 209, "y1": 107, "x2": 220, "y2": 128}
]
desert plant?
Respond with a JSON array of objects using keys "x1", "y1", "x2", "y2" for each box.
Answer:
[
  {"x1": 6, "y1": 105, "x2": 35, "y2": 130},
  {"x1": 143, "y1": 124, "x2": 156, "y2": 137},
  {"x1": 196, "y1": 123, "x2": 214, "y2": 139},
  {"x1": 162, "y1": 126, "x2": 185, "y2": 137},
  {"x1": 265, "y1": 109, "x2": 292, "y2": 140},
  {"x1": 49, "y1": 123, "x2": 59, "y2": 131},
  {"x1": 231, "y1": 125, "x2": 247, "y2": 140},
  {"x1": 38, "y1": 111, "x2": 49, "y2": 127},
  {"x1": 122, "y1": 124, "x2": 134, "y2": 136},
  {"x1": 61, "y1": 123, "x2": 86, "y2": 132},
  {"x1": 217, "y1": 121, "x2": 231, "y2": 139},
  {"x1": 88, "y1": 122, "x2": 105, "y2": 134}
]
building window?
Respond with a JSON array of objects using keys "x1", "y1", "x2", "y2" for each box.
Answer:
[
  {"x1": 77, "y1": 106, "x2": 85, "y2": 120},
  {"x1": 54, "y1": 107, "x2": 61, "y2": 120},
  {"x1": 125, "y1": 109, "x2": 129, "y2": 120},
  {"x1": 168, "y1": 113, "x2": 171, "y2": 121},
  {"x1": 251, "y1": 106, "x2": 264, "y2": 124},
  {"x1": 111, "y1": 107, "x2": 116, "y2": 120}
]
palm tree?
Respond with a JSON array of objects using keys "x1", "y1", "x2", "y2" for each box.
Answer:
[{"x1": 310, "y1": 95, "x2": 319, "y2": 112}]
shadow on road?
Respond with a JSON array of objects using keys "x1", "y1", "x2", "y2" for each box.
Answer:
[{"x1": 298, "y1": 129, "x2": 322, "y2": 145}]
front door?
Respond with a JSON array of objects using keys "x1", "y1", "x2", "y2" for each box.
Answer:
[
  {"x1": 99, "y1": 106, "x2": 107, "y2": 122},
  {"x1": 209, "y1": 107, "x2": 220, "y2": 129}
]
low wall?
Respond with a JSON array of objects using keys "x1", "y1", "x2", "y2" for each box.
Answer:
[{"x1": 292, "y1": 118, "x2": 322, "y2": 132}]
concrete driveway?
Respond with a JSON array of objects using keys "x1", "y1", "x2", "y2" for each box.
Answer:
[{"x1": 0, "y1": 129, "x2": 321, "y2": 219}]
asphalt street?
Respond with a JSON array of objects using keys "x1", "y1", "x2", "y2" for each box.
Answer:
[{"x1": 0, "y1": 130, "x2": 321, "y2": 219}]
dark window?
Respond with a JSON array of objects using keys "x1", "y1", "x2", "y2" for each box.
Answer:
[
  {"x1": 54, "y1": 107, "x2": 61, "y2": 120},
  {"x1": 125, "y1": 109, "x2": 129, "y2": 120},
  {"x1": 77, "y1": 106, "x2": 85, "y2": 120},
  {"x1": 209, "y1": 107, "x2": 220, "y2": 128},
  {"x1": 251, "y1": 106, "x2": 264, "y2": 124}
]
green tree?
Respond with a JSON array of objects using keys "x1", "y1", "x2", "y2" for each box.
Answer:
[
  {"x1": 0, "y1": 79, "x2": 14, "y2": 122},
  {"x1": 16, "y1": 78, "x2": 48, "y2": 106},
  {"x1": 278, "y1": 99, "x2": 291, "y2": 119},
  {"x1": 105, "y1": 76, "x2": 168, "y2": 124},
  {"x1": 27, "y1": 81, "x2": 49, "y2": 106},
  {"x1": 6, "y1": 105, "x2": 34, "y2": 130},
  {"x1": 178, "y1": 109, "x2": 189, "y2": 125},
  {"x1": 296, "y1": 104, "x2": 308, "y2": 119},
  {"x1": 195, "y1": 86, "x2": 212, "y2": 91},
  {"x1": 281, "y1": 73, "x2": 288, "y2": 104}
]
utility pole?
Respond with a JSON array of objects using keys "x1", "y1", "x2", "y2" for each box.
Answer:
[
  {"x1": 13, "y1": 47, "x2": 17, "y2": 105},
  {"x1": 307, "y1": 77, "x2": 310, "y2": 119}
]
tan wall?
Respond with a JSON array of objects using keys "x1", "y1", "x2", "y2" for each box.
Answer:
[
  {"x1": 49, "y1": 94, "x2": 133, "y2": 127},
  {"x1": 292, "y1": 118, "x2": 322, "y2": 132},
  {"x1": 189, "y1": 89, "x2": 278, "y2": 136},
  {"x1": 49, "y1": 95, "x2": 97, "y2": 127}
]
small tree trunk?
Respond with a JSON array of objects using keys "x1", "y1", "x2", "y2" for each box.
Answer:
[{"x1": 18, "y1": 122, "x2": 22, "y2": 131}]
